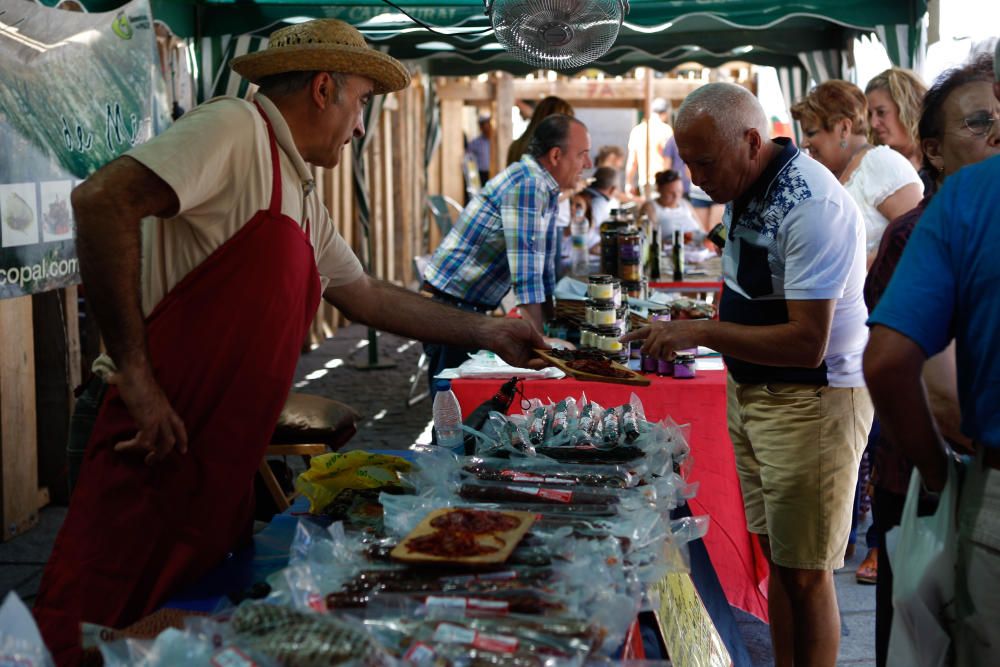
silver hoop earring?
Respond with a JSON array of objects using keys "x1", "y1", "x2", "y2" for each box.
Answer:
[{"x1": 840, "y1": 139, "x2": 848, "y2": 149}]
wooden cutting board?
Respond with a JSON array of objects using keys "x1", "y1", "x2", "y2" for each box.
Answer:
[
  {"x1": 391, "y1": 508, "x2": 536, "y2": 565},
  {"x1": 534, "y1": 349, "x2": 651, "y2": 386}
]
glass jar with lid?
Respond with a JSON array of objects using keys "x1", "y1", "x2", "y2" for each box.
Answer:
[
  {"x1": 587, "y1": 299, "x2": 617, "y2": 326},
  {"x1": 622, "y1": 280, "x2": 643, "y2": 300},
  {"x1": 618, "y1": 225, "x2": 642, "y2": 265},
  {"x1": 596, "y1": 325, "x2": 628, "y2": 363},
  {"x1": 587, "y1": 274, "x2": 614, "y2": 300},
  {"x1": 619, "y1": 260, "x2": 641, "y2": 282},
  {"x1": 673, "y1": 353, "x2": 696, "y2": 379}
]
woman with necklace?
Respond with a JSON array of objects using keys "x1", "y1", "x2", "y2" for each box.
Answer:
[{"x1": 792, "y1": 80, "x2": 923, "y2": 267}]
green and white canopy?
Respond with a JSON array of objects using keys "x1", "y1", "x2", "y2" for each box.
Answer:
[{"x1": 49, "y1": 0, "x2": 928, "y2": 103}]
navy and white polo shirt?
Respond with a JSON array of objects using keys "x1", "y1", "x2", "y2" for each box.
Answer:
[{"x1": 720, "y1": 138, "x2": 869, "y2": 388}]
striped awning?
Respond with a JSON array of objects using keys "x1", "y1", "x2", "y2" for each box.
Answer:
[
  {"x1": 876, "y1": 21, "x2": 927, "y2": 71},
  {"x1": 197, "y1": 33, "x2": 268, "y2": 101}
]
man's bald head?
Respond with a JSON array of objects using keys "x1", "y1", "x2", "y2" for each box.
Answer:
[
  {"x1": 676, "y1": 83, "x2": 770, "y2": 148},
  {"x1": 672, "y1": 83, "x2": 775, "y2": 204}
]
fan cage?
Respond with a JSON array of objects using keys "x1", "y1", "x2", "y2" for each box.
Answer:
[{"x1": 489, "y1": 0, "x2": 626, "y2": 70}]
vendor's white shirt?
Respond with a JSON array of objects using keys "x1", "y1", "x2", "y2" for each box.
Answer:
[
  {"x1": 589, "y1": 193, "x2": 619, "y2": 227},
  {"x1": 626, "y1": 117, "x2": 672, "y2": 188},
  {"x1": 650, "y1": 200, "x2": 700, "y2": 239},
  {"x1": 842, "y1": 145, "x2": 922, "y2": 254},
  {"x1": 126, "y1": 93, "x2": 363, "y2": 316}
]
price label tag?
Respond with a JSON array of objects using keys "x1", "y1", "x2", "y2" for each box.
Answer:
[
  {"x1": 433, "y1": 623, "x2": 518, "y2": 653},
  {"x1": 306, "y1": 592, "x2": 326, "y2": 612},
  {"x1": 536, "y1": 487, "x2": 574, "y2": 503},
  {"x1": 80, "y1": 622, "x2": 118, "y2": 649},
  {"x1": 473, "y1": 632, "x2": 519, "y2": 653},
  {"x1": 509, "y1": 485, "x2": 572, "y2": 502},
  {"x1": 426, "y1": 596, "x2": 510, "y2": 614}
]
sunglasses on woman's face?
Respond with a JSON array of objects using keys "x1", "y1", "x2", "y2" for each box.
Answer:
[{"x1": 960, "y1": 110, "x2": 999, "y2": 137}]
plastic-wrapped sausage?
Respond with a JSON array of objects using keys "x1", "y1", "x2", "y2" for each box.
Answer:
[
  {"x1": 621, "y1": 404, "x2": 641, "y2": 443},
  {"x1": 550, "y1": 400, "x2": 569, "y2": 436},
  {"x1": 535, "y1": 445, "x2": 645, "y2": 463},
  {"x1": 459, "y1": 480, "x2": 620, "y2": 506},
  {"x1": 528, "y1": 406, "x2": 549, "y2": 445},
  {"x1": 602, "y1": 408, "x2": 621, "y2": 446},
  {"x1": 506, "y1": 420, "x2": 530, "y2": 452},
  {"x1": 578, "y1": 402, "x2": 597, "y2": 435}
]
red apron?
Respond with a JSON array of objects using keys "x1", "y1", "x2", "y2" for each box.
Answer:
[{"x1": 34, "y1": 103, "x2": 322, "y2": 666}]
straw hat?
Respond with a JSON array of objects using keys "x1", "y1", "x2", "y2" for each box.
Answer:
[{"x1": 231, "y1": 19, "x2": 409, "y2": 95}]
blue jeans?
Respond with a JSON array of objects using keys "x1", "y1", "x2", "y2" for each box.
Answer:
[
  {"x1": 850, "y1": 416, "x2": 880, "y2": 548},
  {"x1": 422, "y1": 294, "x2": 488, "y2": 402}
]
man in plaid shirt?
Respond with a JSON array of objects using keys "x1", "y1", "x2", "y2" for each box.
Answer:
[{"x1": 423, "y1": 114, "x2": 592, "y2": 386}]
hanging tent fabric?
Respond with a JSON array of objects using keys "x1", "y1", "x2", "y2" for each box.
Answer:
[{"x1": 52, "y1": 1, "x2": 927, "y2": 90}]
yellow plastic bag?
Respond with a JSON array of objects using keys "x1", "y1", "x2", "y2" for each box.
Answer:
[{"x1": 295, "y1": 451, "x2": 412, "y2": 513}]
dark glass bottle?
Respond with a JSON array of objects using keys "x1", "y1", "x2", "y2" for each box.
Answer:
[{"x1": 672, "y1": 230, "x2": 684, "y2": 281}]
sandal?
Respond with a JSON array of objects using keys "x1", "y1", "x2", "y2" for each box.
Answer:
[{"x1": 856, "y1": 547, "x2": 878, "y2": 585}]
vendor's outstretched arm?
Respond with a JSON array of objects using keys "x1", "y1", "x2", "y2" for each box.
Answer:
[
  {"x1": 73, "y1": 156, "x2": 188, "y2": 464},
  {"x1": 325, "y1": 276, "x2": 547, "y2": 368}
]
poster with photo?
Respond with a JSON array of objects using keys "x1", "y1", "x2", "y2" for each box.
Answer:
[
  {"x1": 40, "y1": 180, "x2": 75, "y2": 242},
  {"x1": 0, "y1": 183, "x2": 40, "y2": 249},
  {"x1": 0, "y1": 0, "x2": 168, "y2": 298}
]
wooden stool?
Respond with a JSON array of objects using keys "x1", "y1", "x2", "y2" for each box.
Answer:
[{"x1": 258, "y1": 392, "x2": 360, "y2": 512}]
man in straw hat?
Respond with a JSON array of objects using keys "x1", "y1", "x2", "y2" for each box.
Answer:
[{"x1": 34, "y1": 19, "x2": 544, "y2": 664}]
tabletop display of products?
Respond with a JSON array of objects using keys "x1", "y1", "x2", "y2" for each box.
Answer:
[{"x1": 95, "y1": 393, "x2": 707, "y2": 667}]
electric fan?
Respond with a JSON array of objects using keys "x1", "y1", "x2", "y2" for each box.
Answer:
[{"x1": 486, "y1": 0, "x2": 629, "y2": 70}]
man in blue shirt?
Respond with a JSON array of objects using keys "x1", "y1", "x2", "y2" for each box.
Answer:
[
  {"x1": 423, "y1": 114, "x2": 592, "y2": 387},
  {"x1": 863, "y1": 43, "x2": 1000, "y2": 666},
  {"x1": 466, "y1": 114, "x2": 492, "y2": 187}
]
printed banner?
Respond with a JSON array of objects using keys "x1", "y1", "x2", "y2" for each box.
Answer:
[{"x1": 0, "y1": 0, "x2": 169, "y2": 298}]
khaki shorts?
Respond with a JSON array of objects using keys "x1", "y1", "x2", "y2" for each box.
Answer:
[{"x1": 727, "y1": 375, "x2": 873, "y2": 570}]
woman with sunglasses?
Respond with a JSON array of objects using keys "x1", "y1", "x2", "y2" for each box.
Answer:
[{"x1": 863, "y1": 52, "x2": 1000, "y2": 667}]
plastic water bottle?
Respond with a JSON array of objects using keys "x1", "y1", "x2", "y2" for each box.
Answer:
[
  {"x1": 570, "y1": 204, "x2": 589, "y2": 276},
  {"x1": 432, "y1": 380, "x2": 464, "y2": 450}
]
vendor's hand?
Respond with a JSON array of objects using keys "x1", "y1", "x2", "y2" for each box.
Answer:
[
  {"x1": 621, "y1": 319, "x2": 707, "y2": 360},
  {"x1": 110, "y1": 364, "x2": 188, "y2": 465},
  {"x1": 479, "y1": 317, "x2": 548, "y2": 369}
]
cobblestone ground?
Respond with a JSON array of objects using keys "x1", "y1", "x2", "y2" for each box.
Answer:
[{"x1": 291, "y1": 323, "x2": 434, "y2": 452}]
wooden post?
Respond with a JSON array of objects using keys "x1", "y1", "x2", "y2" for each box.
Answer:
[
  {"x1": 0, "y1": 296, "x2": 45, "y2": 541},
  {"x1": 32, "y1": 288, "x2": 78, "y2": 506},
  {"x1": 493, "y1": 72, "x2": 514, "y2": 177},
  {"x1": 440, "y1": 98, "x2": 464, "y2": 209},
  {"x1": 399, "y1": 82, "x2": 415, "y2": 286},
  {"x1": 381, "y1": 108, "x2": 396, "y2": 284}
]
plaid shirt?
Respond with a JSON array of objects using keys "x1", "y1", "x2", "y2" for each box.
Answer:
[{"x1": 424, "y1": 155, "x2": 561, "y2": 308}]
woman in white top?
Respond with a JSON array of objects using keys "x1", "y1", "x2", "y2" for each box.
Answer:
[
  {"x1": 792, "y1": 80, "x2": 923, "y2": 265},
  {"x1": 641, "y1": 169, "x2": 701, "y2": 245}
]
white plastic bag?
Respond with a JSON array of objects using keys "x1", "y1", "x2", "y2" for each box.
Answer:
[
  {"x1": 0, "y1": 591, "x2": 55, "y2": 667},
  {"x1": 886, "y1": 461, "x2": 958, "y2": 667}
]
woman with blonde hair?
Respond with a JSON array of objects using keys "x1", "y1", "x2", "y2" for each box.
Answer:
[
  {"x1": 865, "y1": 68, "x2": 931, "y2": 188},
  {"x1": 506, "y1": 96, "x2": 574, "y2": 166},
  {"x1": 791, "y1": 79, "x2": 923, "y2": 263}
]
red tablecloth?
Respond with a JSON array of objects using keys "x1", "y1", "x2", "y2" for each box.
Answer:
[{"x1": 451, "y1": 369, "x2": 769, "y2": 622}]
